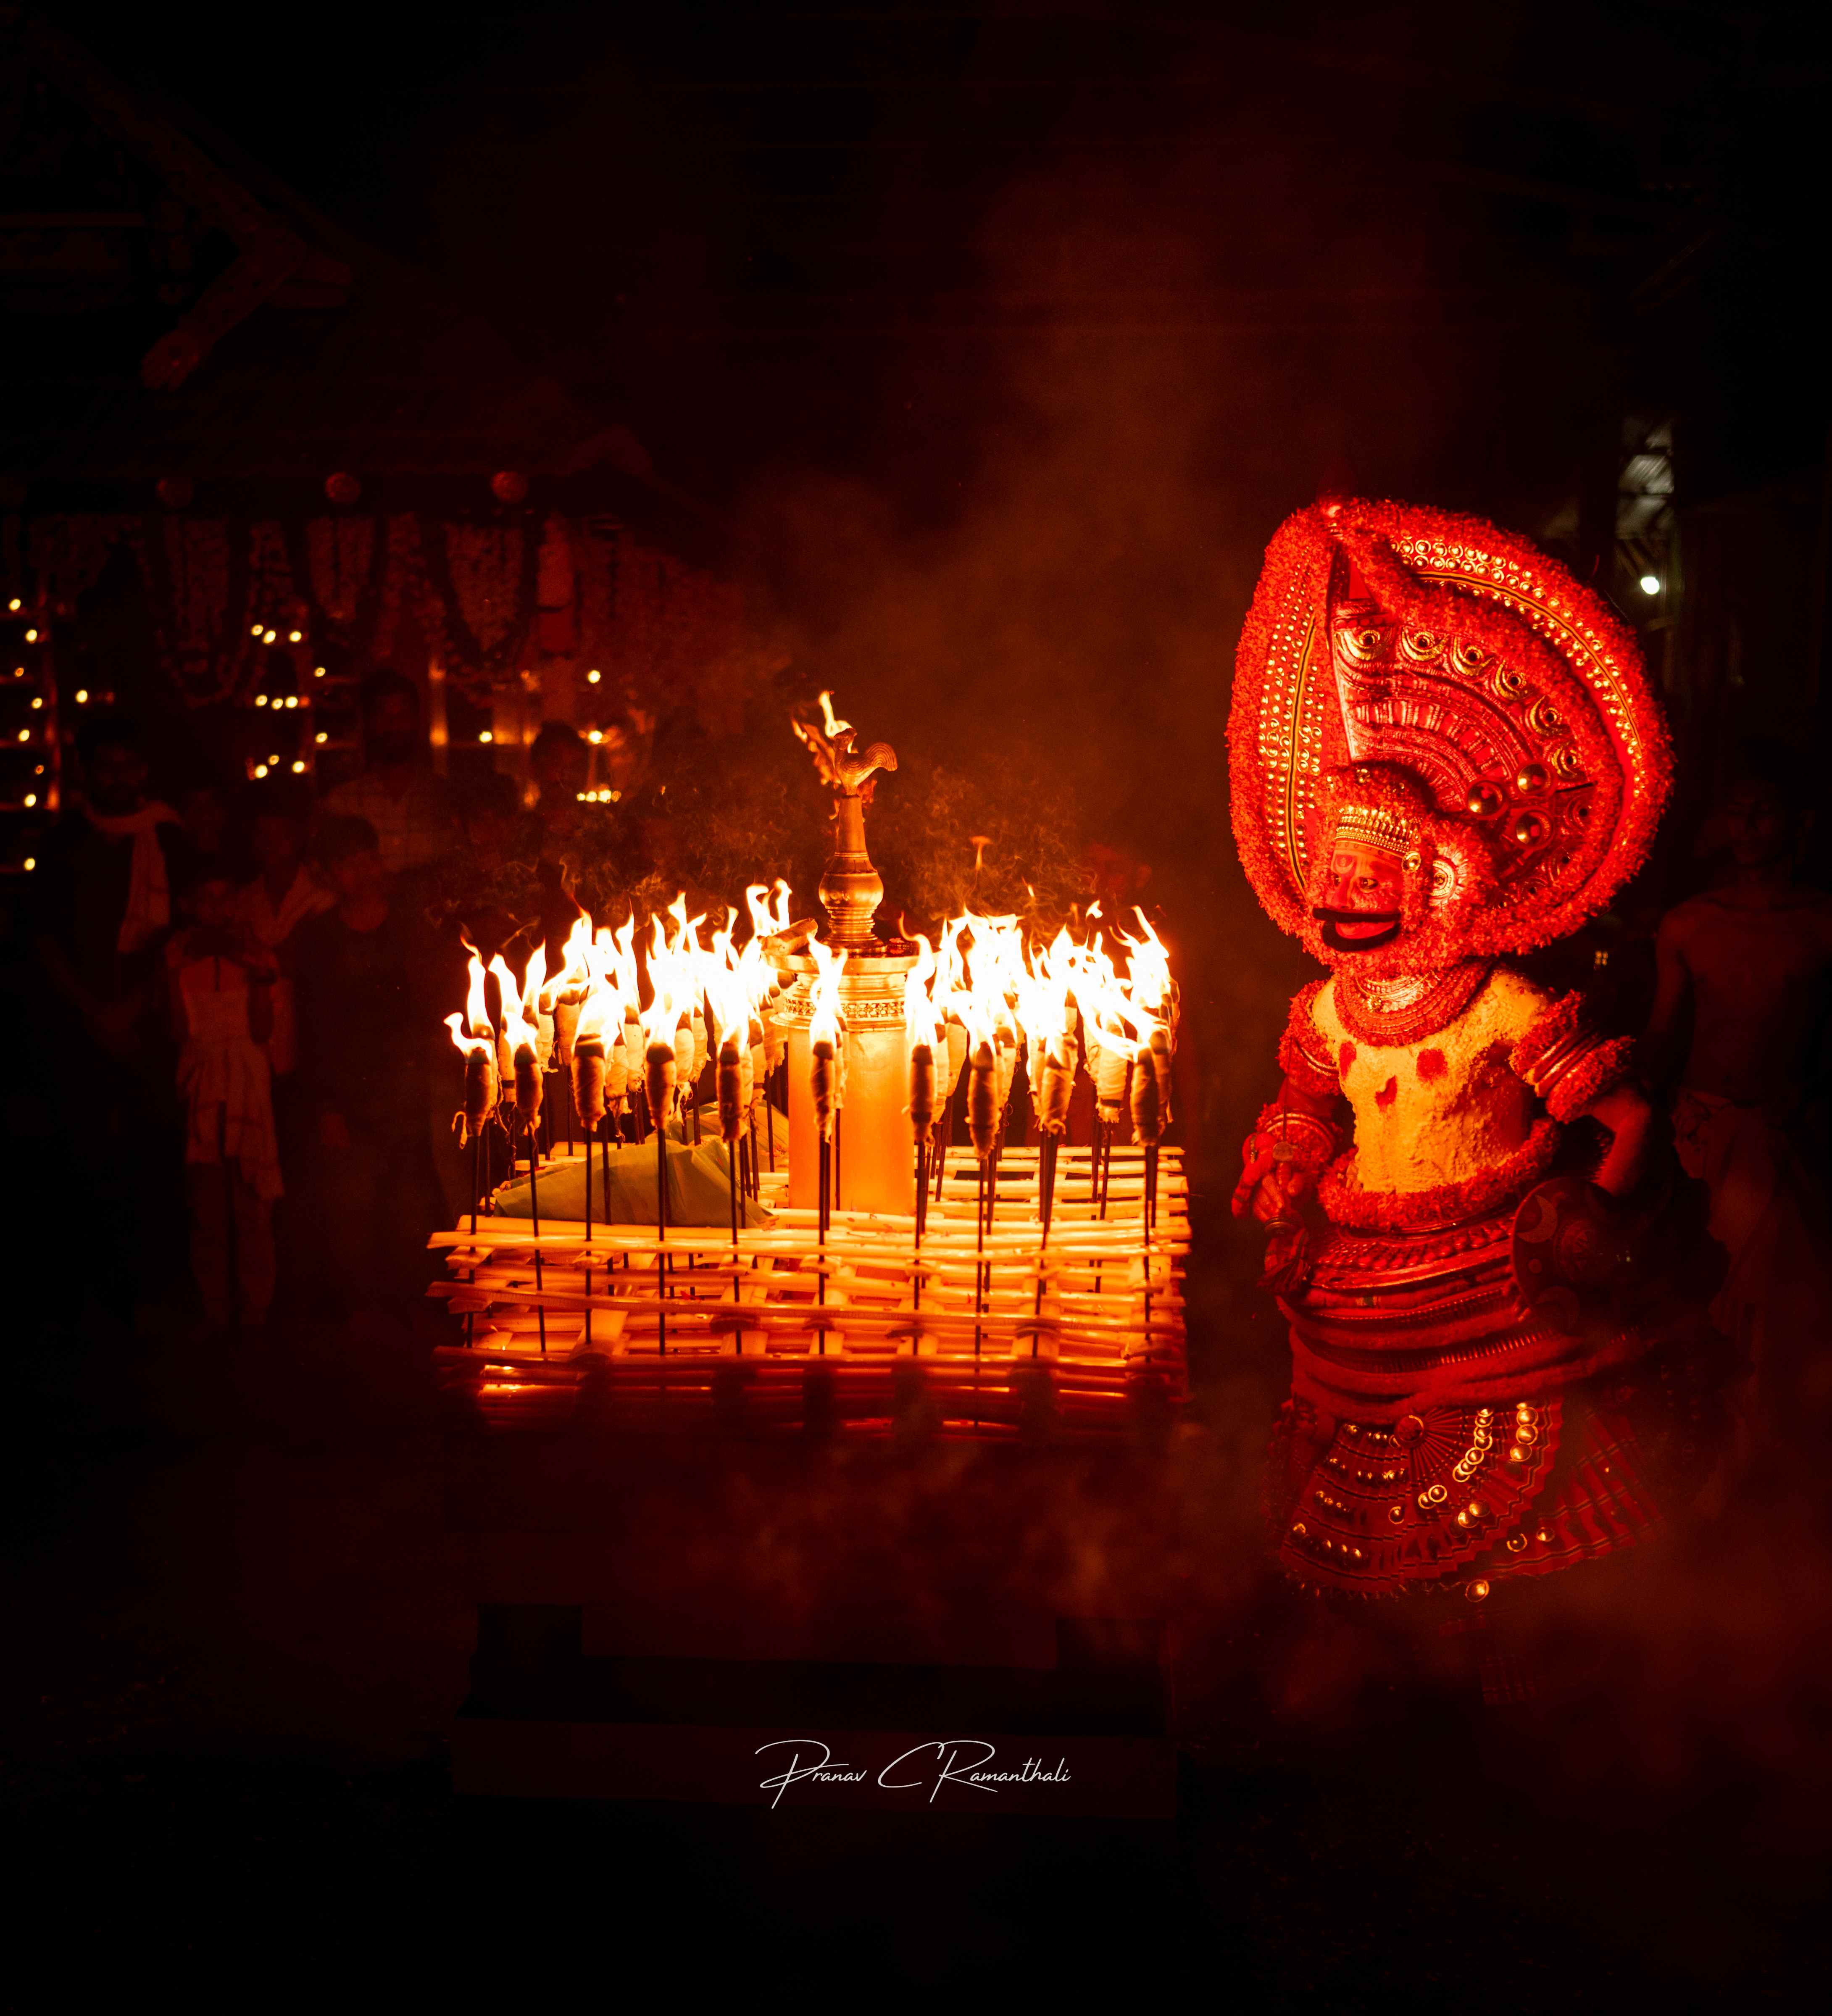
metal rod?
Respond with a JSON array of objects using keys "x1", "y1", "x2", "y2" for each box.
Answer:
[
  {"x1": 728, "y1": 1132, "x2": 741, "y2": 1312},
  {"x1": 816, "y1": 1134, "x2": 829, "y2": 1351},
  {"x1": 974, "y1": 1158, "x2": 987, "y2": 1429},
  {"x1": 1034, "y1": 1131, "x2": 1058, "y2": 1330},
  {"x1": 655, "y1": 1117, "x2": 668, "y2": 1355},
  {"x1": 467, "y1": 1126, "x2": 483, "y2": 1348},
  {"x1": 913, "y1": 1138, "x2": 925, "y2": 1316},
  {"x1": 1141, "y1": 1147, "x2": 1153, "y2": 1339},
  {"x1": 525, "y1": 1115, "x2": 546, "y2": 1354}
]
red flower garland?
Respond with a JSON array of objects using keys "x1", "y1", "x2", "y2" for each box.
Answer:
[{"x1": 1277, "y1": 978, "x2": 1338, "y2": 1093}]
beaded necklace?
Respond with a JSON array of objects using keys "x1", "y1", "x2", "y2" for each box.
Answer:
[{"x1": 1334, "y1": 958, "x2": 1493, "y2": 1048}]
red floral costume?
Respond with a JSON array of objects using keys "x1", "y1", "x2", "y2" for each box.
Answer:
[{"x1": 1229, "y1": 499, "x2": 1710, "y2": 1603}]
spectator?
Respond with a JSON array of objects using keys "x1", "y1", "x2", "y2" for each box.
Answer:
[
  {"x1": 1646, "y1": 742, "x2": 1832, "y2": 1451},
  {"x1": 598, "y1": 704, "x2": 656, "y2": 804},
  {"x1": 33, "y1": 713, "x2": 185, "y2": 1058},
  {"x1": 441, "y1": 765, "x2": 529, "y2": 959},
  {"x1": 233, "y1": 787, "x2": 334, "y2": 1079},
  {"x1": 528, "y1": 720, "x2": 590, "y2": 850},
  {"x1": 322, "y1": 670, "x2": 458, "y2": 878},
  {"x1": 455, "y1": 766, "x2": 525, "y2": 872},
  {"x1": 176, "y1": 781, "x2": 238, "y2": 884},
  {"x1": 292, "y1": 815, "x2": 447, "y2": 1311},
  {"x1": 165, "y1": 861, "x2": 281, "y2": 1333},
  {"x1": 29, "y1": 713, "x2": 189, "y2": 1302}
]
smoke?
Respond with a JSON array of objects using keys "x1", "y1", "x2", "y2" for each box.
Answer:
[{"x1": 719, "y1": 121, "x2": 1832, "y2": 1878}]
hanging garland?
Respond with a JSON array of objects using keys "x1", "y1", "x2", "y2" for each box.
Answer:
[
  {"x1": 421, "y1": 516, "x2": 537, "y2": 695},
  {"x1": 534, "y1": 512, "x2": 577, "y2": 657},
  {"x1": 371, "y1": 513, "x2": 432, "y2": 671},
  {"x1": 134, "y1": 516, "x2": 247, "y2": 705},
  {"x1": 299, "y1": 516, "x2": 381, "y2": 632},
  {"x1": 244, "y1": 521, "x2": 297, "y2": 648},
  {"x1": 446, "y1": 522, "x2": 523, "y2": 655}
]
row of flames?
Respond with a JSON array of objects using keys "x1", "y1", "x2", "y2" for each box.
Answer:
[
  {"x1": 444, "y1": 882, "x2": 801, "y2": 1147},
  {"x1": 444, "y1": 886, "x2": 1179, "y2": 1164},
  {"x1": 900, "y1": 908, "x2": 1176, "y2": 1156}
]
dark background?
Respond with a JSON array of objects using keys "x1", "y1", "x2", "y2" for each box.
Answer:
[
  {"x1": 35, "y1": 0, "x2": 1832, "y2": 1178},
  {"x1": 9, "y1": 3, "x2": 1832, "y2": 1998}
]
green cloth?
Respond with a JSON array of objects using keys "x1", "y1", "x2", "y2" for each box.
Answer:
[{"x1": 493, "y1": 1105, "x2": 779, "y2": 1227}]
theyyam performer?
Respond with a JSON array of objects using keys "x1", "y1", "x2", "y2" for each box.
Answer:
[{"x1": 1230, "y1": 496, "x2": 1720, "y2": 1605}]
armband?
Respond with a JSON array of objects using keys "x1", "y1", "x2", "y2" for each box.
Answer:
[{"x1": 1511, "y1": 993, "x2": 1636, "y2": 1122}]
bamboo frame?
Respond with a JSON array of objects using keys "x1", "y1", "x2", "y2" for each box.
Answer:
[{"x1": 430, "y1": 1141, "x2": 1187, "y2": 1435}]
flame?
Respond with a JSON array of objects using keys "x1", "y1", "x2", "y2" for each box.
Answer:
[
  {"x1": 806, "y1": 935, "x2": 849, "y2": 1049},
  {"x1": 902, "y1": 933, "x2": 940, "y2": 1054},
  {"x1": 443, "y1": 887, "x2": 1179, "y2": 1152},
  {"x1": 817, "y1": 690, "x2": 849, "y2": 739},
  {"x1": 703, "y1": 905, "x2": 750, "y2": 1051},
  {"x1": 1013, "y1": 925, "x2": 1075, "y2": 1061},
  {"x1": 545, "y1": 912, "x2": 595, "y2": 1010},
  {"x1": 445, "y1": 950, "x2": 494, "y2": 1054},
  {"x1": 444, "y1": 1010, "x2": 491, "y2": 1058},
  {"x1": 1116, "y1": 908, "x2": 1176, "y2": 1042},
  {"x1": 490, "y1": 944, "x2": 547, "y2": 1063}
]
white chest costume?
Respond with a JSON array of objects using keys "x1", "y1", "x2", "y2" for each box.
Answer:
[{"x1": 1308, "y1": 969, "x2": 1552, "y2": 1195}]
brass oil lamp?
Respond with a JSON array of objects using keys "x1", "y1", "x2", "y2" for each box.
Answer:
[{"x1": 767, "y1": 693, "x2": 919, "y2": 1216}]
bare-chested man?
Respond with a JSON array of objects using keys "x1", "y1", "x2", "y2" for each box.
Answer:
[{"x1": 1645, "y1": 747, "x2": 1832, "y2": 1440}]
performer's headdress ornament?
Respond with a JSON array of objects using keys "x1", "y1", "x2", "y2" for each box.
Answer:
[
  {"x1": 1332, "y1": 797, "x2": 1418, "y2": 865},
  {"x1": 1229, "y1": 497, "x2": 1672, "y2": 964}
]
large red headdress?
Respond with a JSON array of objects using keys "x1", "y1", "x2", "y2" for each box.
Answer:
[{"x1": 1229, "y1": 497, "x2": 1671, "y2": 962}]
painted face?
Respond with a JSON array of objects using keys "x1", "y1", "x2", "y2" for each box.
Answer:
[{"x1": 1314, "y1": 837, "x2": 1408, "y2": 953}]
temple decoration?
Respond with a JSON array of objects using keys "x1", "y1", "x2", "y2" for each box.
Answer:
[
  {"x1": 1229, "y1": 497, "x2": 1704, "y2": 1613},
  {"x1": 427, "y1": 694, "x2": 1186, "y2": 1437}
]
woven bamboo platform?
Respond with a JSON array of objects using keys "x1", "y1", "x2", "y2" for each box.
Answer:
[{"x1": 429, "y1": 1141, "x2": 1187, "y2": 1437}]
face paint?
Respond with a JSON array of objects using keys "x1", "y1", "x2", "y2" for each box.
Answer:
[{"x1": 1313, "y1": 839, "x2": 1407, "y2": 953}]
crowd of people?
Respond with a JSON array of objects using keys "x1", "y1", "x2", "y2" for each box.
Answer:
[{"x1": 21, "y1": 673, "x2": 666, "y2": 1339}]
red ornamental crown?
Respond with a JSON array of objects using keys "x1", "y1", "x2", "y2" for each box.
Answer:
[{"x1": 1229, "y1": 497, "x2": 1672, "y2": 957}]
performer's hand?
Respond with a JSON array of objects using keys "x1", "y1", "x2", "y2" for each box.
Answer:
[
  {"x1": 1231, "y1": 1146, "x2": 1276, "y2": 1219},
  {"x1": 1235, "y1": 1165, "x2": 1311, "y2": 1227},
  {"x1": 1261, "y1": 1224, "x2": 1313, "y2": 1295},
  {"x1": 1586, "y1": 1082, "x2": 1654, "y2": 1198}
]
